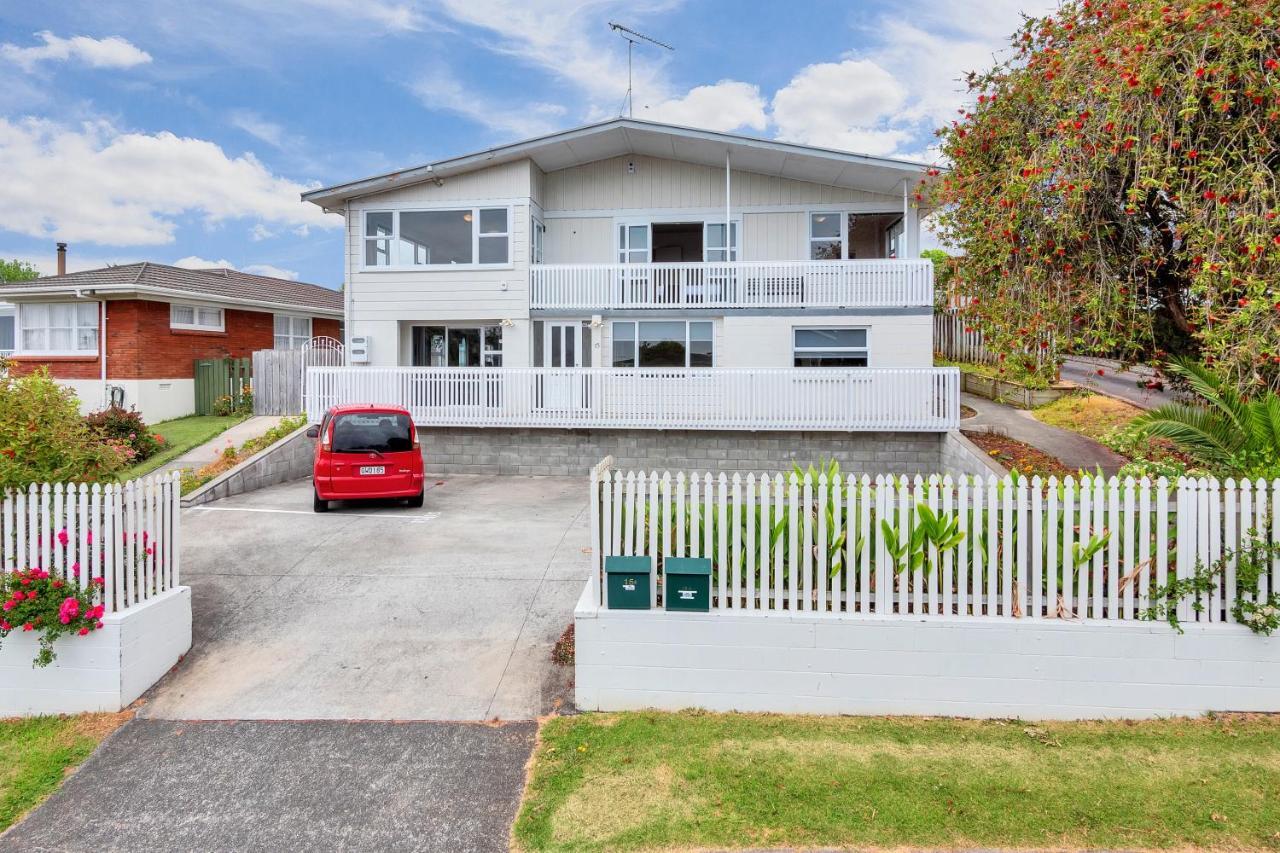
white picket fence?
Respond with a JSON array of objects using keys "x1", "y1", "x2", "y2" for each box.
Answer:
[
  {"x1": 591, "y1": 466, "x2": 1279, "y2": 627},
  {"x1": 1, "y1": 472, "x2": 181, "y2": 615}
]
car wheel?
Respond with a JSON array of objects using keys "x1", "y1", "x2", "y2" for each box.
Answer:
[
  {"x1": 313, "y1": 490, "x2": 329, "y2": 513},
  {"x1": 406, "y1": 489, "x2": 425, "y2": 508}
]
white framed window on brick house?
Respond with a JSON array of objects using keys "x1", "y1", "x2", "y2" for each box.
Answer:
[
  {"x1": 17, "y1": 302, "x2": 99, "y2": 355},
  {"x1": 274, "y1": 314, "x2": 312, "y2": 349},
  {"x1": 793, "y1": 327, "x2": 869, "y2": 367},
  {"x1": 611, "y1": 320, "x2": 713, "y2": 368},
  {"x1": 170, "y1": 303, "x2": 224, "y2": 332},
  {"x1": 362, "y1": 207, "x2": 513, "y2": 269}
]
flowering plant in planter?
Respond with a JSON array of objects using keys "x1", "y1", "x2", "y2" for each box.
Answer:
[{"x1": 0, "y1": 568, "x2": 105, "y2": 667}]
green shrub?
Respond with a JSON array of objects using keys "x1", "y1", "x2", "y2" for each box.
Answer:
[
  {"x1": 84, "y1": 405, "x2": 162, "y2": 463},
  {"x1": 0, "y1": 366, "x2": 127, "y2": 489}
]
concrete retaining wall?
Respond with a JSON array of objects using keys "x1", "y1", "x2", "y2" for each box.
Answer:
[
  {"x1": 0, "y1": 587, "x2": 192, "y2": 716},
  {"x1": 573, "y1": 585, "x2": 1280, "y2": 720},
  {"x1": 182, "y1": 425, "x2": 314, "y2": 507},
  {"x1": 420, "y1": 427, "x2": 955, "y2": 477},
  {"x1": 941, "y1": 429, "x2": 1008, "y2": 478}
]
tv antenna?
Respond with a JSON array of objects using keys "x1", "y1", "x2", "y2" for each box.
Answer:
[{"x1": 609, "y1": 22, "x2": 674, "y2": 118}]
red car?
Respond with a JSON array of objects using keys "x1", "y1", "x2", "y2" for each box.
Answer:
[{"x1": 308, "y1": 405, "x2": 425, "y2": 512}]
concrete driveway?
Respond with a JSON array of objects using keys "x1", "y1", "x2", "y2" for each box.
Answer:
[{"x1": 140, "y1": 474, "x2": 589, "y2": 721}]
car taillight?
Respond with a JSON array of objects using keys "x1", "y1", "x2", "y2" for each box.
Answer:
[{"x1": 411, "y1": 432, "x2": 420, "y2": 450}]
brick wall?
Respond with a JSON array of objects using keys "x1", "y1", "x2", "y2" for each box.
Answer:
[{"x1": 11, "y1": 300, "x2": 341, "y2": 381}]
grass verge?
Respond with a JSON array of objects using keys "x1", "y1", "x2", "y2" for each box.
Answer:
[
  {"x1": 1034, "y1": 393, "x2": 1144, "y2": 441},
  {"x1": 514, "y1": 711, "x2": 1280, "y2": 852},
  {"x1": 0, "y1": 712, "x2": 129, "y2": 831},
  {"x1": 118, "y1": 414, "x2": 248, "y2": 480}
]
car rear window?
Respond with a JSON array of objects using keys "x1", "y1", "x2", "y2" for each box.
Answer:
[{"x1": 330, "y1": 413, "x2": 414, "y2": 454}]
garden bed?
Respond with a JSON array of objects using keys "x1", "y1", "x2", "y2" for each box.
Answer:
[
  {"x1": 960, "y1": 429, "x2": 1073, "y2": 478},
  {"x1": 961, "y1": 371, "x2": 1076, "y2": 408}
]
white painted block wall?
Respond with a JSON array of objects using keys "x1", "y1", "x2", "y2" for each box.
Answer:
[
  {"x1": 0, "y1": 586, "x2": 191, "y2": 716},
  {"x1": 574, "y1": 585, "x2": 1280, "y2": 720}
]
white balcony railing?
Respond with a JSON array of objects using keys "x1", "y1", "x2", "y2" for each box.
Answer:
[
  {"x1": 530, "y1": 259, "x2": 933, "y2": 311},
  {"x1": 305, "y1": 367, "x2": 960, "y2": 432}
]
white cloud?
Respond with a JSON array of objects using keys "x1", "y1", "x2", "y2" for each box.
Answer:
[
  {"x1": 173, "y1": 255, "x2": 236, "y2": 269},
  {"x1": 644, "y1": 80, "x2": 767, "y2": 133},
  {"x1": 1, "y1": 32, "x2": 152, "y2": 73},
  {"x1": 410, "y1": 68, "x2": 567, "y2": 137},
  {"x1": 227, "y1": 110, "x2": 293, "y2": 150},
  {"x1": 0, "y1": 117, "x2": 337, "y2": 246},
  {"x1": 249, "y1": 224, "x2": 275, "y2": 241},
  {"x1": 292, "y1": 225, "x2": 311, "y2": 238},
  {"x1": 771, "y1": 58, "x2": 910, "y2": 156},
  {"x1": 173, "y1": 256, "x2": 299, "y2": 280},
  {"x1": 242, "y1": 263, "x2": 299, "y2": 280}
]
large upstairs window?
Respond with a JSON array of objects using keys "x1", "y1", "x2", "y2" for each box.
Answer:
[{"x1": 363, "y1": 207, "x2": 512, "y2": 269}]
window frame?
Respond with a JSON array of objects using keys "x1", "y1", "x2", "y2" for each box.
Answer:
[
  {"x1": 702, "y1": 220, "x2": 739, "y2": 262},
  {"x1": 610, "y1": 319, "x2": 715, "y2": 369},
  {"x1": 792, "y1": 326, "x2": 870, "y2": 368},
  {"x1": 16, "y1": 301, "x2": 100, "y2": 356},
  {"x1": 360, "y1": 206, "x2": 515, "y2": 271},
  {"x1": 170, "y1": 302, "x2": 225, "y2": 333},
  {"x1": 273, "y1": 313, "x2": 313, "y2": 350},
  {"x1": 808, "y1": 211, "x2": 846, "y2": 260}
]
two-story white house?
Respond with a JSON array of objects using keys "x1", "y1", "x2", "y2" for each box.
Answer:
[{"x1": 302, "y1": 119, "x2": 979, "y2": 476}]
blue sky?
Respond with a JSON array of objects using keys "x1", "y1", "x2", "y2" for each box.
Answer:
[{"x1": 0, "y1": 0, "x2": 1052, "y2": 287}]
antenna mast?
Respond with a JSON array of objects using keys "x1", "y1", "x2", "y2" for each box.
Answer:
[{"x1": 609, "y1": 22, "x2": 674, "y2": 118}]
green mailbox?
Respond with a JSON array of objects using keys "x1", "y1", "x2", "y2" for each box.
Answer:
[
  {"x1": 664, "y1": 557, "x2": 712, "y2": 612},
  {"x1": 605, "y1": 556, "x2": 652, "y2": 610}
]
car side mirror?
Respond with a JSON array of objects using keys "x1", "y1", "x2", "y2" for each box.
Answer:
[{"x1": 305, "y1": 425, "x2": 320, "y2": 439}]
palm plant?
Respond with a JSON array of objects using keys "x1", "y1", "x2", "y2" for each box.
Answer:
[{"x1": 1132, "y1": 358, "x2": 1280, "y2": 476}]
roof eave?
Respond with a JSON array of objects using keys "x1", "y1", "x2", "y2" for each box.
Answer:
[{"x1": 0, "y1": 283, "x2": 344, "y2": 318}]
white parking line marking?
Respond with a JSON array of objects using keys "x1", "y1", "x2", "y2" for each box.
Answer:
[{"x1": 191, "y1": 506, "x2": 441, "y2": 524}]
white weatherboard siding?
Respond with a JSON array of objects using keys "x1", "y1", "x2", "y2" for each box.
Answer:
[
  {"x1": 574, "y1": 603, "x2": 1280, "y2": 720},
  {"x1": 0, "y1": 587, "x2": 191, "y2": 715},
  {"x1": 719, "y1": 313, "x2": 932, "y2": 368},
  {"x1": 543, "y1": 155, "x2": 901, "y2": 212},
  {"x1": 345, "y1": 158, "x2": 533, "y2": 349},
  {"x1": 544, "y1": 217, "x2": 614, "y2": 264},
  {"x1": 741, "y1": 211, "x2": 807, "y2": 261}
]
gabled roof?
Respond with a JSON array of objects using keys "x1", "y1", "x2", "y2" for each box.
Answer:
[
  {"x1": 303, "y1": 118, "x2": 937, "y2": 209},
  {"x1": 0, "y1": 262, "x2": 343, "y2": 317}
]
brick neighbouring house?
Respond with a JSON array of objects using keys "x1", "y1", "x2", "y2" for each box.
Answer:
[{"x1": 0, "y1": 260, "x2": 342, "y2": 421}]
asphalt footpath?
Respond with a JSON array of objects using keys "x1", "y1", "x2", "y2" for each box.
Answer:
[{"x1": 0, "y1": 719, "x2": 537, "y2": 853}]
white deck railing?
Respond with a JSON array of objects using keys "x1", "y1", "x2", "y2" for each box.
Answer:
[
  {"x1": 305, "y1": 367, "x2": 960, "y2": 432},
  {"x1": 530, "y1": 259, "x2": 934, "y2": 310}
]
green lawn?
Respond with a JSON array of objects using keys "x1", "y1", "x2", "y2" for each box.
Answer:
[
  {"x1": 514, "y1": 711, "x2": 1280, "y2": 852},
  {"x1": 118, "y1": 414, "x2": 246, "y2": 480},
  {"x1": 0, "y1": 715, "x2": 124, "y2": 831}
]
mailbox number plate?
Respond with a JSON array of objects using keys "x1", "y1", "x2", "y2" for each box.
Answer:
[{"x1": 359, "y1": 466, "x2": 386, "y2": 475}]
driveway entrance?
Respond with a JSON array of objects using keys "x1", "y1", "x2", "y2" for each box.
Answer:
[{"x1": 140, "y1": 474, "x2": 589, "y2": 721}]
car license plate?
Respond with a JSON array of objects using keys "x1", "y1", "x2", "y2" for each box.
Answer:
[{"x1": 359, "y1": 466, "x2": 385, "y2": 475}]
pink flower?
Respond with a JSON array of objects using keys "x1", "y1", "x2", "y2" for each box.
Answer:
[
  {"x1": 0, "y1": 621, "x2": 10, "y2": 631},
  {"x1": 95, "y1": 621, "x2": 103, "y2": 629},
  {"x1": 2, "y1": 601, "x2": 13, "y2": 612},
  {"x1": 92, "y1": 576, "x2": 104, "y2": 586},
  {"x1": 22, "y1": 623, "x2": 33, "y2": 631},
  {"x1": 26, "y1": 590, "x2": 37, "y2": 600},
  {"x1": 57, "y1": 529, "x2": 69, "y2": 547},
  {"x1": 58, "y1": 596, "x2": 80, "y2": 625},
  {"x1": 71, "y1": 562, "x2": 81, "y2": 579},
  {"x1": 86, "y1": 531, "x2": 93, "y2": 545},
  {"x1": 78, "y1": 627, "x2": 90, "y2": 636}
]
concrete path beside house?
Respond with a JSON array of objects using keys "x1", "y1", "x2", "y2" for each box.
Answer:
[
  {"x1": 962, "y1": 392, "x2": 1129, "y2": 476},
  {"x1": 159, "y1": 415, "x2": 285, "y2": 474}
]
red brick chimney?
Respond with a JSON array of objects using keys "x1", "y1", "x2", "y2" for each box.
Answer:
[{"x1": 56, "y1": 242, "x2": 67, "y2": 276}]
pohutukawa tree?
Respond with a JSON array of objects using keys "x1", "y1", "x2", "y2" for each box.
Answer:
[{"x1": 930, "y1": 0, "x2": 1280, "y2": 391}]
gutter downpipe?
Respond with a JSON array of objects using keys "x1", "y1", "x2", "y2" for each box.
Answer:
[{"x1": 725, "y1": 149, "x2": 731, "y2": 263}]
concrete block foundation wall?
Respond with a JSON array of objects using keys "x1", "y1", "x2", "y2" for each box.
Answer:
[{"x1": 420, "y1": 428, "x2": 970, "y2": 477}]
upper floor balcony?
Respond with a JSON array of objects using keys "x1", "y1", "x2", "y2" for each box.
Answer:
[{"x1": 529, "y1": 259, "x2": 934, "y2": 312}]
